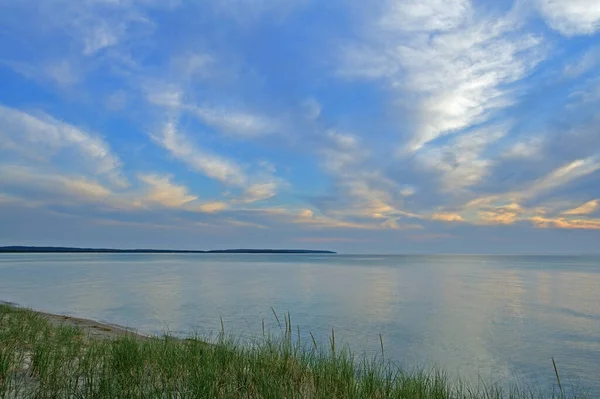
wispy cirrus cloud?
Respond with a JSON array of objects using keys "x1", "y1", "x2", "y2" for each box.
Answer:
[
  {"x1": 416, "y1": 124, "x2": 507, "y2": 192},
  {"x1": 316, "y1": 129, "x2": 421, "y2": 228},
  {"x1": 150, "y1": 119, "x2": 285, "y2": 206},
  {"x1": 193, "y1": 106, "x2": 279, "y2": 138},
  {"x1": 0, "y1": 105, "x2": 128, "y2": 188},
  {"x1": 430, "y1": 155, "x2": 600, "y2": 228},
  {"x1": 340, "y1": 0, "x2": 545, "y2": 152},
  {"x1": 0, "y1": 165, "x2": 112, "y2": 202},
  {"x1": 152, "y1": 121, "x2": 247, "y2": 186}
]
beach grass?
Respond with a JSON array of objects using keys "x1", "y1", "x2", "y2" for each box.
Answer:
[{"x1": 0, "y1": 303, "x2": 588, "y2": 398}]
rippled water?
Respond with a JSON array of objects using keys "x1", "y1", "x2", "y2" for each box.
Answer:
[{"x1": 1, "y1": 253, "x2": 599, "y2": 395}]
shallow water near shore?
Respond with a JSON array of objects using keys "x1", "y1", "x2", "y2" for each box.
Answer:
[{"x1": 1, "y1": 253, "x2": 599, "y2": 395}]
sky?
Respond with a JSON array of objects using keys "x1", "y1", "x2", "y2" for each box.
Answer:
[{"x1": 0, "y1": 0, "x2": 599, "y2": 254}]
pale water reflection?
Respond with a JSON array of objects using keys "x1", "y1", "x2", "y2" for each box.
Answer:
[{"x1": 1, "y1": 254, "x2": 599, "y2": 395}]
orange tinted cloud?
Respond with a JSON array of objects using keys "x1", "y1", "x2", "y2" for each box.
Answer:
[
  {"x1": 562, "y1": 199, "x2": 599, "y2": 215},
  {"x1": 431, "y1": 212, "x2": 464, "y2": 222},
  {"x1": 530, "y1": 216, "x2": 600, "y2": 230}
]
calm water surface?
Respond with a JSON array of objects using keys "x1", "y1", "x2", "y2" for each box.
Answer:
[{"x1": 1, "y1": 254, "x2": 599, "y2": 395}]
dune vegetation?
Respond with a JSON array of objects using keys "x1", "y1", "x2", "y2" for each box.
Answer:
[{"x1": 0, "y1": 304, "x2": 587, "y2": 398}]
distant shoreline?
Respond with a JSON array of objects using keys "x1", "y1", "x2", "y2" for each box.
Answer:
[{"x1": 0, "y1": 246, "x2": 336, "y2": 254}]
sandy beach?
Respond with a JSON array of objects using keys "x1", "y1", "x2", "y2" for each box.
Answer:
[{"x1": 1, "y1": 301, "x2": 146, "y2": 341}]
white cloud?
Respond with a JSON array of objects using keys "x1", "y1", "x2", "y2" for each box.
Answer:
[
  {"x1": 146, "y1": 86, "x2": 183, "y2": 109},
  {"x1": 171, "y1": 53, "x2": 214, "y2": 80},
  {"x1": 145, "y1": 86, "x2": 278, "y2": 139},
  {"x1": 0, "y1": 105, "x2": 128, "y2": 187},
  {"x1": 564, "y1": 48, "x2": 600, "y2": 78},
  {"x1": 152, "y1": 121, "x2": 247, "y2": 186},
  {"x1": 340, "y1": 1, "x2": 544, "y2": 151},
  {"x1": 82, "y1": 20, "x2": 120, "y2": 55},
  {"x1": 502, "y1": 135, "x2": 545, "y2": 159},
  {"x1": 521, "y1": 156, "x2": 600, "y2": 199},
  {"x1": 193, "y1": 106, "x2": 278, "y2": 138},
  {"x1": 2, "y1": 60, "x2": 81, "y2": 87},
  {"x1": 535, "y1": 0, "x2": 600, "y2": 36},
  {"x1": 379, "y1": 0, "x2": 471, "y2": 33},
  {"x1": 418, "y1": 125, "x2": 506, "y2": 191}
]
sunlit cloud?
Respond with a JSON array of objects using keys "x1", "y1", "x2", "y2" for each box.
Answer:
[
  {"x1": 0, "y1": 105, "x2": 127, "y2": 188},
  {"x1": 152, "y1": 121, "x2": 247, "y2": 186},
  {"x1": 0, "y1": 166, "x2": 112, "y2": 202},
  {"x1": 431, "y1": 213, "x2": 465, "y2": 222},
  {"x1": 530, "y1": 216, "x2": 600, "y2": 230},
  {"x1": 562, "y1": 200, "x2": 599, "y2": 216},
  {"x1": 138, "y1": 174, "x2": 198, "y2": 208}
]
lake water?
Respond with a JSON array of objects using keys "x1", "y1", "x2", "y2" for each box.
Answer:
[{"x1": 1, "y1": 253, "x2": 599, "y2": 395}]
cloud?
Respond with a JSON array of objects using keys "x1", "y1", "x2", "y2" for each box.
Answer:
[
  {"x1": 146, "y1": 85, "x2": 279, "y2": 139},
  {"x1": 241, "y1": 182, "x2": 278, "y2": 203},
  {"x1": 312, "y1": 129, "x2": 424, "y2": 230},
  {"x1": 0, "y1": 165, "x2": 112, "y2": 202},
  {"x1": 564, "y1": 48, "x2": 600, "y2": 78},
  {"x1": 152, "y1": 121, "x2": 247, "y2": 186},
  {"x1": 520, "y1": 156, "x2": 600, "y2": 200},
  {"x1": 81, "y1": 20, "x2": 120, "y2": 55},
  {"x1": 477, "y1": 203, "x2": 523, "y2": 225},
  {"x1": 562, "y1": 200, "x2": 599, "y2": 215},
  {"x1": 187, "y1": 201, "x2": 229, "y2": 213},
  {"x1": 138, "y1": 174, "x2": 198, "y2": 208},
  {"x1": 530, "y1": 216, "x2": 600, "y2": 230},
  {"x1": 146, "y1": 86, "x2": 184, "y2": 109},
  {"x1": 171, "y1": 53, "x2": 215, "y2": 80},
  {"x1": 302, "y1": 98, "x2": 321, "y2": 120},
  {"x1": 295, "y1": 237, "x2": 367, "y2": 243},
  {"x1": 225, "y1": 218, "x2": 268, "y2": 229},
  {"x1": 0, "y1": 105, "x2": 128, "y2": 187},
  {"x1": 340, "y1": 1, "x2": 545, "y2": 151},
  {"x1": 426, "y1": 153, "x2": 600, "y2": 229},
  {"x1": 193, "y1": 106, "x2": 278, "y2": 138},
  {"x1": 106, "y1": 90, "x2": 128, "y2": 110},
  {"x1": 2, "y1": 60, "x2": 81, "y2": 88},
  {"x1": 409, "y1": 233, "x2": 456, "y2": 241},
  {"x1": 379, "y1": 0, "x2": 471, "y2": 33},
  {"x1": 535, "y1": 0, "x2": 600, "y2": 36},
  {"x1": 432, "y1": 213, "x2": 464, "y2": 222},
  {"x1": 294, "y1": 208, "x2": 374, "y2": 229},
  {"x1": 317, "y1": 130, "x2": 412, "y2": 223},
  {"x1": 465, "y1": 156, "x2": 600, "y2": 209},
  {"x1": 417, "y1": 125, "x2": 506, "y2": 191}
]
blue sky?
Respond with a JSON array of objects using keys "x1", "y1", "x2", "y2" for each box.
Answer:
[{"x1": 1, "y1": 0, "x2": 599, "y2": 254}]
